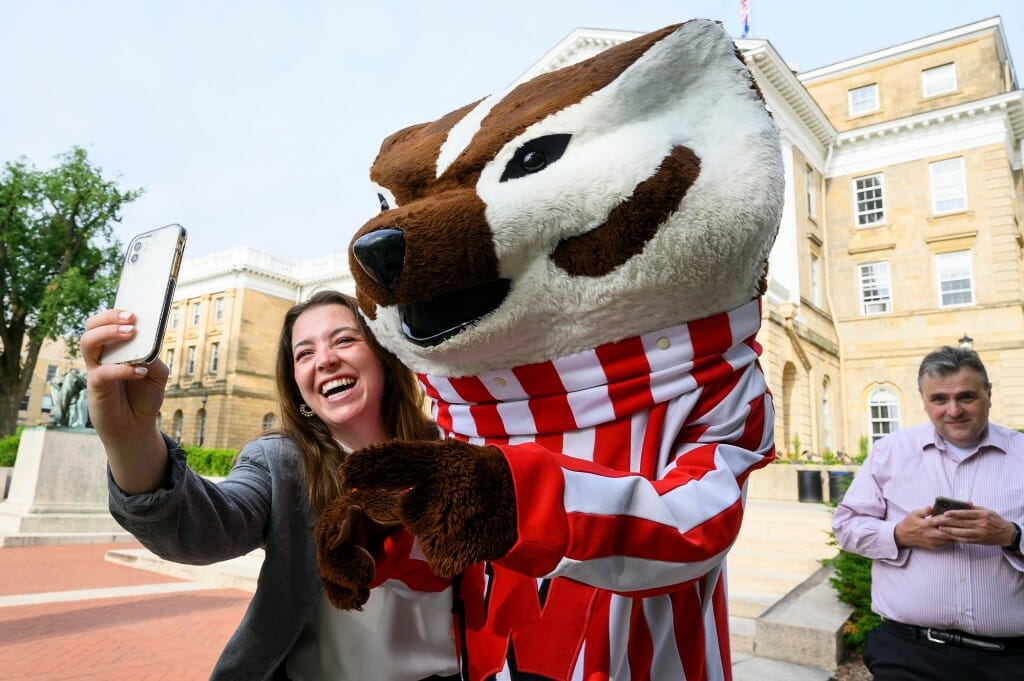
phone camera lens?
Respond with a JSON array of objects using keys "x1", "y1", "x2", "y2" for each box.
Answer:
[
  {"x1": 133, "y1": 241, "x2": 143, "y2": 251},
  {"x1": 130, "y1": 254, "x2": 139, "y2": 263}
]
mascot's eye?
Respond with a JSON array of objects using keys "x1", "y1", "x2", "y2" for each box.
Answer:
[
  {"x1": 377, "y1": 193, "x2": 390, "y2": 212},
  {"x1": 500, "y1": 133, "x2": 572, "y2": 182},
  {"x1": 521, "y1": 151, "x2": 546, "y2": 172}
]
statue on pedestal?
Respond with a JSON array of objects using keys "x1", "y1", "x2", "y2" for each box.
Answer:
[{"x1": 47, "y1": 368, "x2": 91, "y2": 428}]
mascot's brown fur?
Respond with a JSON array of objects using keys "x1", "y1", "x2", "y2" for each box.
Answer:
[{"x1": 317, "y1": 18, "x2": 783, "y2": 681}]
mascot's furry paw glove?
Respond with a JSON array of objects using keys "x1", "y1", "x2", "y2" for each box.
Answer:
[
  {"x1": 339, "y1": 439, "x2": 518, "y2": 578},
  {"x1": 314, "y1": 488, "x2": 402, "y2": 610}
]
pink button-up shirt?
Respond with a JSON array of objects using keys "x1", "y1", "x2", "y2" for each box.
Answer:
[{"x1": 832, "y1": 422, "x2": 1024, "y2": 637}]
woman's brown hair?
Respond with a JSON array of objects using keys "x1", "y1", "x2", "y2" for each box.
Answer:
[{"x1": 273, "y1": 290, "x2": 437, "y2": 515}]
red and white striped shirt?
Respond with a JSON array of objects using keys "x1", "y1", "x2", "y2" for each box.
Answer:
[{"x1": 384, "y1": 299, "x2": 775, "y2": 680}]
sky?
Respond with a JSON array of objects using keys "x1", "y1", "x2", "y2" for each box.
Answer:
[{"x1": 3, "y1": 1, "x2": 1023, "y2": 263}]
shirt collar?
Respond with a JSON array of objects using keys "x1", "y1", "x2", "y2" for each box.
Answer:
[{"x1": 927, "y1": 424, "x2": 1006, "y2": 457}]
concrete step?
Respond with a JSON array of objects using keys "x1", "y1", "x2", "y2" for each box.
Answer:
[
  {"x1": 753, "y1": 565, "x2": 852, "y2": 671},
  {"x1": 730, "y1": 615, "x2": 755, "y2": 654},
  {"x1": 734, "y1": 535, "x2": 835, "y2": 557},
  {"x1": 737, "y1": 518, "x2": 833, "y2": 541},
  {"x1": 105, "y1": 547, "x2": 261, "y2": 592},
  {"x1": 732, "y1": 653, "x2": 833, "y2": 681},
  {"x1": 728, "y1": 548, "x2": 827, "y2": 573},
  {"x1": 0, "y1": 531, "x2": 135, "y2": 547},
  {"x1": 728, "y1": 564, "x2": 819, "y2": 595},
  {"x1": 726, "y1": 499, "x2": 839, "y2": 626},
  {"x1": 728, "y1": 588, "x2": 779, "y2": 618}
]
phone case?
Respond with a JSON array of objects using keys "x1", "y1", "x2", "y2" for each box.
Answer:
[
  {"x1": 933, "y1": 496, "x2": 970, "y2": 515},
  {"x1": 99, "y1": 224, "x2": 187, "y2": 365}
]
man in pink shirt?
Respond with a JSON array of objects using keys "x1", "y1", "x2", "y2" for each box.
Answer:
[{"x1": 832, "y1": 345, "x2": 1024, "y2": 680}]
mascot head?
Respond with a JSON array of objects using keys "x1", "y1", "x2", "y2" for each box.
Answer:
[{"x1": 349, "y1": 19, "x2": 784, "y2": 377}]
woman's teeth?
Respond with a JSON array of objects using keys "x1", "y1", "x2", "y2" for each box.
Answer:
[{"x1": 321, "y1": 378, "x2": 355, "y2": 396}]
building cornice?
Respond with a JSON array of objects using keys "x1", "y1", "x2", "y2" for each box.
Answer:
[
  {"x1": 175, "y1": 247, "x2": 354, "y2": 302},
  {"x1": 797, "y1": 17, "x2": 1014, "y2": 88},
  {"x1": 833, "y1": 90, "x2": 1024, "y2": 147},
  {"x1": 739, "y1": 39, "x2": 836, "y2": 149},
  {"x1": 515, "y1": 28, "x2": 837, "y2": 152},
  {"x1": 513, "y1": 27, "x2": 643, "y2": 84}
]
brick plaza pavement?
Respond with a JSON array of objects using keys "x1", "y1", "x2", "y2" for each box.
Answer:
[{"x1": 0, "y1": 543, "x2": 252, "y2": 680}]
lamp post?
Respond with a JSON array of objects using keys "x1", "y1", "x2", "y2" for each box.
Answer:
[{"x1": 958, "y1": 334, "x2": 973, "y2": 351}]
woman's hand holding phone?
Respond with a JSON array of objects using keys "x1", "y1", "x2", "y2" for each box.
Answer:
[{"x1": 81, "y1": 308, "x2": 174, "y2": 494}]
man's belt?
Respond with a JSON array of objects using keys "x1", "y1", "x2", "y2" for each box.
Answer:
[{"x1": 880, "y1": 619, "x2": 1024, "y2": 653}]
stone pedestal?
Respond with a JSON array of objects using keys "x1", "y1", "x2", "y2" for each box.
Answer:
[{"x1": 0, "y1": 426, "x2": 129, "y2": 545}]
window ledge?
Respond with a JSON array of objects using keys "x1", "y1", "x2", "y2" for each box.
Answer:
[
  {"x1": 928, "y1": 209, "x2": 971, "y2": 222},
  {"x1": 922, "y1": 88, "x2": 960, "y2": 101},
  {"x1": 924, "y1": 230, "x2": 977, "y2": 245},
  {"x1": 848, "y1": 242, "x2": 896, "y2": 255}
]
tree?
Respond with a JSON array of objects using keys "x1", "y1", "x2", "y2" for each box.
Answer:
[{"x1": 0, "y1": 147, "x2": 141, "y2": 437}]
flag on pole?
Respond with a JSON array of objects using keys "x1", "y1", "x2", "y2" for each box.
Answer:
[{"x1": 741, "y1": 0, "x2": 750, "y2": 38}]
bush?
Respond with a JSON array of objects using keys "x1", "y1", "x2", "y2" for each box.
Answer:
[
  {"x1": 182, "y1": 445, "x2": 238, "y2": 477},
  {"x1": 823, "y1": 487, "x2": 880, "y2": 652},
  {"x1": 0, "y1": 428, "x2": 23, "y2": 467},
  {"x1": 826, "y1": 548, "x2": 880, "y2": 650}
]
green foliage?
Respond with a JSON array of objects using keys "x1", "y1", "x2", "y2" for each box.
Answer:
[
  {"x1": 823, "y1": 484, "x2": 879, "y2": 652},
  {"x1": 0, "y1": 147, "x2": 141, "y2": 437},
  {"x1": 0, "y1": 428, "x2": 22, "y2": 467},
  {"x1": 857, "y1": 435, "x2": 870, "y2": 464},
  {"x1": 825, "y1": 548, "x2": 881, "y2": 650},
  {"x1": 820, "y1": 448, "x2": 840, "y2": 465},
  {"x1": 183, "y1": 445, "x2": 238, "y2": 477},
  {"x1": 790, "y1": 433, "x2": 802, "y2": 459}
]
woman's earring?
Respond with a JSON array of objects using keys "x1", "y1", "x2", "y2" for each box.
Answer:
[{"x1": 299, "y1": 403, "x2": 315, "y2": 418}]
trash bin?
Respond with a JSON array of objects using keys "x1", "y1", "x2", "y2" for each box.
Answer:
[
  {"x1": 797, "y1": 469, "x2": 823, "y2": 503},
  {"x1": 828, "y1": 471, "x2": 854, "y2": 503}
]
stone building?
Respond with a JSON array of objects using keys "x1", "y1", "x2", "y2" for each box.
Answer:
[
  {"x1": 19, "y1": 17, "x2": 1023, "y2": 459},
  {"x1": 154, "y1": 248, "x2": 354, "y2": 450}
]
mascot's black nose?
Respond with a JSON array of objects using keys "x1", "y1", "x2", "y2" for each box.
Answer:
[{"x1": 352, "y1": 228, "x2": 405, "y2": 290}]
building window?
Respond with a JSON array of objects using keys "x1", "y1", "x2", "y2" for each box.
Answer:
[
  {"x1": 810, "y1": 253, "x2": 823, "y2": 308},
  {"x1": 166, "y1": 348, "x2": 175, "y2": 373},
  {"x1": 868, "y1": 387, "x2": 900, "y2": 443},
  {"x1": 805, "y1": 165, "x2": 815, "y2": 218},
  {"x1": 41, "y1": 395, "x2": 53, "y2": 413},
  {"x1": 45, "y1": 364, "x2": 58, "y2": 383},
  {"x1": 209, "y1": 342, "x2": 220, "y2": 374},
  {"x1": 859, "y1": 261, "x2": 891, "y2": 315},
  {"x1": 214, "y1": 297, "x2": 224, "y2": 323},
  {"x1": 186, "y1": 346, "x2": 196, "y2": 376},
  {"x1": 173, "y1": 410, "x2": 184, "y2": 442},
  {"x1": 848, "y1": 83, "x2": 878, "y2": 116},
  {"x1": 822, "y1": 377, "x2": 833, "y2": 453},
  {"x1": 20, "y1": 391, "x2": 30, "y2": 411},
  {"x1": 262, "y1": 413, "x2": 276, "y2": 431},
  {"x1": 191, "y1": 302, "x2": 201, "y2": 326},
  {"x1": 936, "y1": 250, "x2": 974, "y2": 307},
  {"x1": 854, "y1": 174, "x2": 884, "y2": 226},
  {"x1": 171, "y1": 306, "x2": 180, "y2": 330},
  {"x1": 922, "y1": 63, "x2": 956, "y2": 97},
  {"x1": 930, "y1": 157, "x2": 966, "y2": 214},
  {"x1": 197, "y1": 409, "x2": 207, "y2": 447}
]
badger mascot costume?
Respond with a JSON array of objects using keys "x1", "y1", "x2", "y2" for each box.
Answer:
[{"x1": 316, "y1": 19, "x2": 784, "y2": 681}]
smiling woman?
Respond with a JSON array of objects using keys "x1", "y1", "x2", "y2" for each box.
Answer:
[{"x1": 80, "y1": 289, "x2": 457, "y2": 680}]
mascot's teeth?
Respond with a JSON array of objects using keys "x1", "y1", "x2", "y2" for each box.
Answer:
[{"x1": 321, "y1": 378, "x2": 355, "y2": 395}]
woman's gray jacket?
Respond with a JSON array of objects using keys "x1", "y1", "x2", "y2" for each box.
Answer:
[{"x1": 108, "y1": 434, "x2": 319, "y2": 680}]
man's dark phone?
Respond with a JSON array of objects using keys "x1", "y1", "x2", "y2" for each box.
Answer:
[{"x1": 933, "y1": 496, "x2": 970, "y2": 515}]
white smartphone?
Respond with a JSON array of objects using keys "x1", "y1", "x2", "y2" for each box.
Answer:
[{"x1": 100, "y1": 223, "x2": 188, "y2": 365}]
